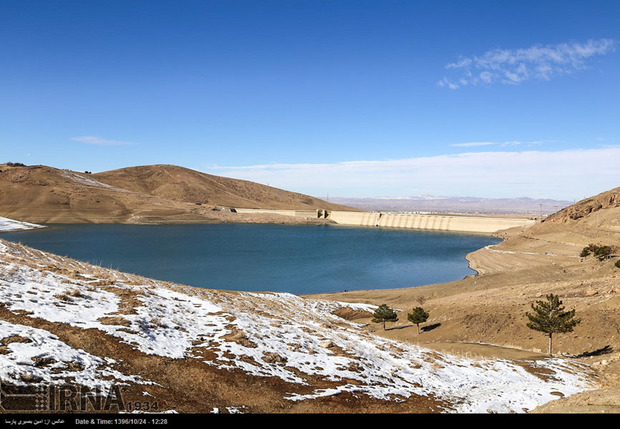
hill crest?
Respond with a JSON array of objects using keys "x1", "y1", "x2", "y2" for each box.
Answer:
[
  {"x1": 544, "y1": 186, "x2": 620, "y2": 223},
  {"x1": 0, "y1": 163, "x2": 354, "y2": 224}
]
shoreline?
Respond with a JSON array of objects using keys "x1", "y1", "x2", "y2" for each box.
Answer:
[
  {"x1": 0, "y1": 218, "x2": 498, "y2": 297},
  {"x1": 1, "y1": 211, "x2": 619, "y2": 412},
  {"x1": 0, "y1": 209, "x2": 535, "y2": 235},
  {"x1": 0, "y1": 231, "x2": 603, "y2": 413}
]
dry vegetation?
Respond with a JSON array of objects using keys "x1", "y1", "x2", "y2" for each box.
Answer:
[{"x1": 309, "y1": 187, "x2": 620, "y2": 413}]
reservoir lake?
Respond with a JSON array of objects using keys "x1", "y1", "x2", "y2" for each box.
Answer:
[{"x1": 3, "y1": 223, "x2": 501, "y2": 295}]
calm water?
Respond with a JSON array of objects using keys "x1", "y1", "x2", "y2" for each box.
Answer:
[{"x1": 2, "y1": 223, "x2": 500, "y2": 295}]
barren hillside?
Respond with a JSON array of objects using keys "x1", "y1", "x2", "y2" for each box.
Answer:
[
  {"x1": 310, "y1": 186, "x2": 620, "y2": 413},
  {"x1": 93, "y1": 164, "x2": 353, "y2": 211},
  {"x1": 544, "y1": 187, "x2": 620, "y2": 223},
  {"x1": 0, "y1": 163, "x2": 354, "y2": 225}
]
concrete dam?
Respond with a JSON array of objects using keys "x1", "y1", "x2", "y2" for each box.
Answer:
[{"x1": 234, "y1": 208, "x2": 536, "y2": 234}]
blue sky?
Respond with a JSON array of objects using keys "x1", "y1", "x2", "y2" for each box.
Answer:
[{"x1": 2, "y1": 0, "x2": 619, "y2": 200}]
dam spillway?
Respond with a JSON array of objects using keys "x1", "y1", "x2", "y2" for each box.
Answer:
[
  {"x1": 234, "y1": 208, "x2": 536, "y2": 234},
  {"x1": 325, "y1": 211, "x2": 535, "y2": 233}
]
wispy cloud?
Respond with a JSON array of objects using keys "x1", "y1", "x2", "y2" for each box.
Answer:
[
  {"x1": 71, "y1": 136, "x2": 137, "y2": 146},
  {"x1": 208, "y1": 147, "x2": 620, "y2": 200},
  {"x1": 451, "y1": 140, "x2": 545, "y2": 148},
  {"x1": 450, "y1": 141, "x2": 496, "y2": 147},
  {"x1": 438, "y1": 39, "x2": 616, "y2": 89}
]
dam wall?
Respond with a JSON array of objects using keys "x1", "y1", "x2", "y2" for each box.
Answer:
[
  {"x1": 233, "y1": 208, "x2": 535, "y2": 234},
  {"x1": 326, "y1": 211, "x2": 535, "y2": 234}
]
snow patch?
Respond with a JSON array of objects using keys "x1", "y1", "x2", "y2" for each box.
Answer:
[
  {"x1": 0, "y1": 238, "x2": 598, "y2": 413},
  {"x1": 0, "y1": 217, "x2": 44, "y2": 233},
  {"x1": 60, "y1": 170, "x2": 127, "y2": 192},
  {"x1": 0, "y1": 320, "x2": 147, "y2": 389}
]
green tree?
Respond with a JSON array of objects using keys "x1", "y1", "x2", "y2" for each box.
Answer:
[
  {"x1": 407, "y1": 307, "x2": 429, "y2": 334},
  {"x1": 526, "y1": 294, "x2": 581, "y2": 356},
  {"x1": 372, "y1": 304, "x2": 398, "y2": 330}
]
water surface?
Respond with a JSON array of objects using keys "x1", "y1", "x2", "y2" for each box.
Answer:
[{"x1": 2, "y1": 223, "x2": 500, "y2": 294}]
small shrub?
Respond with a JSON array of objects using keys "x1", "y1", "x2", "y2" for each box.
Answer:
[
  {"x1": 594, "y1": 245, "x2": 613, "y2": 261},
  {"x1": 581, "y1": 244, "x2": 613, "y2": 261}
]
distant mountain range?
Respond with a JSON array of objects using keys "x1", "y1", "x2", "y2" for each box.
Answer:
[{"x1": 328, "y1": 195, "x2": 574, "y2": 216}]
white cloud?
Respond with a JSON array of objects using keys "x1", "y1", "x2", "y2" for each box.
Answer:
[
  {"x1": 452, "y1": 140, "x2": 544, "y2": 148},
  {"x1": 71, "y1": 136, "x2": 137, "y2": 146},
  {"x1": 208, "y1": 147, "x2": 620, "y2": 200},
  {"x1": 439, "y1": 39, "x2": 616, "y2": 89},
  {"x1": 450, "y1": 141, "x2": 496, "y2": 147}
]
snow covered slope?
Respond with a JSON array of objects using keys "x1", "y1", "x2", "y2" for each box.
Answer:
[
  {"x1": 0, "y1": 216, "x2": 44, "y2": 232},
  {"x1": 0, "y1": 238, "x2": 598, "y2": 413}
]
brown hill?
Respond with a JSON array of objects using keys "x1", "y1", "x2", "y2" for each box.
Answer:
[
  {"x1": 519, "y1": 187, "x2": 620, "y2": 251},
  {"x1": 311, "y1": 185, "x2": 620, "y2": 413},
  {"x1": 545, "y1": 186, "x2": 620, "y2": 223},
  {"x1": 93, "y1": 164, "x2": 349, "y2": 211},
  {"x1": 0, "y1": 163, "x2": 354, "y2": 225}
]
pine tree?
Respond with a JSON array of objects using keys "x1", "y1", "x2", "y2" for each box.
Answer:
[
  {"x1": 526, "y1": 294, "x2": 580, "y2": 356},
  {"x1": 372, "y1": 304, "x2": 398, "y2": 330},
  {"x1": 407, "y1": 307, "x2": 429, "y2": 334}
]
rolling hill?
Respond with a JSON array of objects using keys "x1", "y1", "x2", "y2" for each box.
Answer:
[{"x1": 0, "y1": 163, "x2": 354, "y2": 224}]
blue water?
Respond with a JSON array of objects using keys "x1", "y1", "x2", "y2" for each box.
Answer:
[{"x1": 2, "y1": 223, "x2": 500, "y2": 295}]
